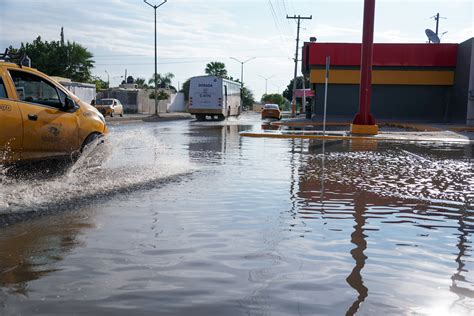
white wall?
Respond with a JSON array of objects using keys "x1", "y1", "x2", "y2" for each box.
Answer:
[
  {"x1": 168, "y1": 92, "x2": 186, "y2": 112},
  {"x1": 62, "y1": 83, "x2": 96, "y2": 104}
]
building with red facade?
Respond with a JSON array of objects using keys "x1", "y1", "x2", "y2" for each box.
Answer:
[{"x1": 302, "y1": 38, "x2": 474, "y2": 124}]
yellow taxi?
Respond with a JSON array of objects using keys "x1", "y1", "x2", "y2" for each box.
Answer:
[
  {"x1": 0, "y1": 54, "x2": 108, "y2": 165},
  {"x1": 261, "y1": 103, "x2": 282, "y2": 120}
]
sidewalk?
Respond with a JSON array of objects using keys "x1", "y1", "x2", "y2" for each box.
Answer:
[
  {"x1": 106, "y1": 112, "x2": 193, "y2": 124},
  {"x1": 263, "y1": 114, "x2": 474, "y2": 142}
]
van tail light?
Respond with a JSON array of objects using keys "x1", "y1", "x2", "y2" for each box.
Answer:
[
  {"x1": 218, "y1": 98, "x2": 222, "y2": 107},
  {"x1": 189, "y1": 97, "x2": 193, "y2": 107}
]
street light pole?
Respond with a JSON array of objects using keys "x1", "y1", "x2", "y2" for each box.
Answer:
[
  {"x1": 230, "y1": 57, "x2": 256, "y2": 111},
  {"x1": 259, "y1": 75, "x2": 275, "y2": 95},
  {"x1": 144, "y1": 0, "x2": 167, "y2": 116},
  {"x1": 104, "y1": 70, "x2": 110, "y2": 87},
  {"x1": 104, "y1": 70, "x2": 110, "y2": 98}
]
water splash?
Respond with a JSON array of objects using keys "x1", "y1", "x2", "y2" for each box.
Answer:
[{"x1": 0, "y1": 128, "x2": 193, "y2": 219}]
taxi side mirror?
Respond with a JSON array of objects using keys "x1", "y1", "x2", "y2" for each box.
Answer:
[{"x1": 63, "y1": 96, "x2": 77, "y2": 112}]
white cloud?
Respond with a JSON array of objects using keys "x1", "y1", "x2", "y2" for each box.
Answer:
[{"x1": 1, "y1": 0, "x2": 472, "y2": 99}]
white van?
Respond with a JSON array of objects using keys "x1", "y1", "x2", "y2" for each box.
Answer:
[{"x1": 188, "y1": 75, "x2": 241, "y2": 121}]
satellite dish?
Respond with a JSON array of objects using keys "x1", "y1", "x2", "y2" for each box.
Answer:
[{"x1": 425, "y1": 29, "x2": 440, "y2": 43}]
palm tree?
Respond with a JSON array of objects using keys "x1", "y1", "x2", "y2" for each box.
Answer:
[
  {"x1": 205, "y1": 61, "x2": 227, "y2": 78},
  {"x1": 134, "y1": 77, "x2": 148, "y2": 89},
  {"x1": 148, "y1": 72, "x2": 175, "y2": 88}
]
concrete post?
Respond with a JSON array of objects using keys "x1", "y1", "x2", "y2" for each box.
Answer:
[{"x1": 351, "y1": 0, "x2": 378, "y2": 135}]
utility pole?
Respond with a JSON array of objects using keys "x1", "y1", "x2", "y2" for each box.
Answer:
[
  {"x1": 144, "y1": 0, "x2": 167, "y2": 116},
  {"x1": 259, "y1": 75, "x2": 275, "y2": 95},
  {"x1": 287, "y1": 15, "x2": 312, "y2": 117},
  {"x1": 60, "y1": 27, "x2": 64, "y2": 46}
]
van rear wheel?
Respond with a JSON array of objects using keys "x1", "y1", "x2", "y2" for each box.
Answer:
[{"x1": 196, "y1": 114, "x2": 205, "y2": 121}]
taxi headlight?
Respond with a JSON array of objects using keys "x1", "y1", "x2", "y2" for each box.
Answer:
[{"x1": 98, "y1": 112, "x2": 106, "y2": 124}]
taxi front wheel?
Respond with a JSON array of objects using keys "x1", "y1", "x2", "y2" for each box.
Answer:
[{"x1": 81, "y1": 132, "x2": 102, "y2": 153}]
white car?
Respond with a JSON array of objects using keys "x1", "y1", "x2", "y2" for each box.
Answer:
[{"x1": 93, "y1": 98, "x2": 124, "y2": 117}]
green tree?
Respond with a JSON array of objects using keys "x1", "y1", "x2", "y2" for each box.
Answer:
[
  {"x1": 180, "y1": 78, "x2": 191, "y2": 100},
  {"x1": 134, "y1": 77, "x2": 149, "y2": 89},
  {"x1": 11, "y1": 36, "x2": 94, "y2": 82},
  {"x1": 261, "y1": 93, "x2": 287, "y2": 108},
  {"x1": 90, "y1": 76, "x2": 109, "y2": 90},
  {"x1": 148, "y1": 72, "x2": 175, "y2": 89},
  {"x1": 149, "y1": 90, "x2": 170, "y2": 100},
  {"x1": 283, "y1": 76, "x2": 310, "y2": 102},
  {"x1": 241, "y1": 86, "x2": 255, "y2": 109},
  {"x1": 205, "y1": 61, "x2": 227, "y2": 77}
]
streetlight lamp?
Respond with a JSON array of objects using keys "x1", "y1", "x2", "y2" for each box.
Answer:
[
  {"x1": 230, "y1": 57, "x2": 256, "y2": 112},
  {"x1": 258, "y1": 75, "x2": 275, "y2": 95},
  {"x1": 144, "y1": 0, "x2": 167, "y2": 116},
  {"x1": 230, "y1": 57, "x2": 256, "y2": 88}
]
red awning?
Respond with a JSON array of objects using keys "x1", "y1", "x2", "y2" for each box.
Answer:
[{"x1": 294, "y1": 89, "x2": 315, "y2": 97}]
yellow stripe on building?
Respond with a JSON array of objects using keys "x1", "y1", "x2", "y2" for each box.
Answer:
[{"x1": 310, "y1": 69, "x2": 454, "y2": 85}]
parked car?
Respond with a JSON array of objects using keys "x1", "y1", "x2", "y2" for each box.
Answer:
[
  {"x1": 94, "y1": 98, "x2": 124, "y2": 117},
  {"x1": 261, "y1": 103, "x2": 282, "y2": 120},
  {"x1": 0, "y1": 51, "x2": 108, "y2": 164}
]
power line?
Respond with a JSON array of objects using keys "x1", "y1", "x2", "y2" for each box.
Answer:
[
  {"x1": 94, "y1": 55, "x2": 290, "y2": 66},
  {"x1": 94, "y1": 60, "x2": 209, "y2": 66},
  {"x1": 288, "y1": 0, "x2": 296, "y2": 19},
  {"x1": 93, "y1": 47, "x2": 290, "y2": 59},
  {"x1": 268, "y1": 0, "x2": 293, "y2": 58},
  {"x1": 282, "y1": 0, "x2": 294, "y2": 33},
  {"x1": 275, "y1": 0, "x2": 292, "y2": 38}
]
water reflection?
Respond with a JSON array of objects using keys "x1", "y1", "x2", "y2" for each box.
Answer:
[
  {"x1": 261, "y1": 122, "x2": 280, "y2": 131},
  {"x1": 296, "y1": 139, "x2": 473, "y2": 314},
  {"x1": 345, "y1": 193, "x2": 368, "y2": 316},
  {"x1": 450, "y1": 207, "x2": 474, "y2": 305},
  {"x1": 0, "y1": 211, "x2": 93, "y2": 296},
  {"x1": 188, "y1": 124, "x2": 249, "y2": 163}
]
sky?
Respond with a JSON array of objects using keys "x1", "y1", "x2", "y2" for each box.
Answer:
[{"x1": 0, "y1": 0, "x2": 473, "y2": 99}]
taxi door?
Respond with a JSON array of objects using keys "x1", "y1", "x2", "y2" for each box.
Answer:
[
  {"x1": 8, "y1": 69, "x2": 80, "y2": 160},
  {"x1": 0, "y1": 70, "x2": 22, "y2": 163}
]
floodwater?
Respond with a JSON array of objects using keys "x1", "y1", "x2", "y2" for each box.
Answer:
[{"x1": 0, "y1": 112, "x2": 473, "y2": 315}]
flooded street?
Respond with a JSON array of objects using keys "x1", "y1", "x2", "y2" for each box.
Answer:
[{"x1": 0, "y1": 112, "x2": 473, "y2": 315}]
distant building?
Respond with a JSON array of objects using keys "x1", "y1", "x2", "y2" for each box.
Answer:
[
  {"x1": 302, "y1": 37, "x2": 474, "y2": 125},
  {"x1": 96, "y1": 83, "x2": 185, "y2": 114},
  {"x1": 52, "y1": 76, "x2": 96, "y2": 104}
]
